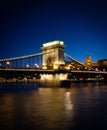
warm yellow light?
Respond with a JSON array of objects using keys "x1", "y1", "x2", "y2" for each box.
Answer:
[
  {"x1": 64, "y1": 92, "x2": 73, "y2": 110},
  {"x1": 59, "y1": 74, "x2": 67, "y2": 80},
  {"x1": 43, "y1": 41, "x2": 64, "y2": 47},
  {"x1": 53, "y1": 64, "x2": 58, "y2": 69},
  {"x1": 65, "y1": 66, "x2": 70, "y2": 70},
  {"x1": 6, "y1": 61, "x2": 10, "y2": 65}
]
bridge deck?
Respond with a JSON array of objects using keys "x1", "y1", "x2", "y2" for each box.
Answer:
[{"x1": 0, "y1": 68, "x2": 107, "y2": 74}]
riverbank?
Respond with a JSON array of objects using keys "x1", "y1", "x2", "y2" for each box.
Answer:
[{"x1": 0, "y1": 77, "x2": 106, "y2": 84}]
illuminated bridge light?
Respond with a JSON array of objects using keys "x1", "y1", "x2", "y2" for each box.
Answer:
[
  {"x1": 6, "y1": 61, "x2": 10, "y2": 65},
  {"x1": 26, "y1": 64, "x2": 29, "y2": 68}
]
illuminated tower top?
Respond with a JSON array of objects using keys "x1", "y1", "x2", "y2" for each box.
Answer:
[{"x1": 41, "y1": 40, "x2": 65, "y2": 50}]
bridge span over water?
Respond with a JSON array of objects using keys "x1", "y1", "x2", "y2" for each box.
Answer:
[
  {"x1": 0, "y1": 40, "x2": 107, "y2": 82},
  {"x1": 0, "y1": 68, "x2": 107, "y2": 82}
]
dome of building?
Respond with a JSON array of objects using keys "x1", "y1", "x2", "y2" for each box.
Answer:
[{"x1": 86, "y1": 55, "x2": 92, "y2": 66}]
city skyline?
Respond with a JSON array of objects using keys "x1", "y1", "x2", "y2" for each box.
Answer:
[{"x1": 0, "y1": 0, "x2": 107, "y2": 62}]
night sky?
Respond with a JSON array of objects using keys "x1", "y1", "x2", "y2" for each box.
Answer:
[{"x1": 0, "y1": 0, "x2": 107, "y2": 62}]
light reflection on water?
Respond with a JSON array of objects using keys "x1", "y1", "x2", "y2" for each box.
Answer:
[{"x1": 0, "y1": 82, "x2": 107, "y2": 129}]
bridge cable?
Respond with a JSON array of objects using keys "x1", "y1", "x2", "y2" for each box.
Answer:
[{"x1": 64, "y1": 53, "x2": 96, "y2": 71}]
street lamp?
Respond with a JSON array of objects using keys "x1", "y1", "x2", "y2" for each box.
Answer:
[
  {"x1": 26, "y1": 64, "x2": 29, "y2": 68},
  {"x1": 35, "y1": 63, "x2": 39, "y2": 68},
  {"x1": 6, "y1": 61, "x2": 10, "y2": 68},
  {"x1": 6, "y1": 61, "x2": 10, "y2": 65}
]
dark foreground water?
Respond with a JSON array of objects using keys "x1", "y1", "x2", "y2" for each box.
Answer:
[{"x1": 0, "y1": 82, "x2": 107, "y2": 130}]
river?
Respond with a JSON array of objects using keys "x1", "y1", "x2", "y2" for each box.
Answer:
[{"x1": 0, "y1": 82, "x2": 107, "y2": 130}]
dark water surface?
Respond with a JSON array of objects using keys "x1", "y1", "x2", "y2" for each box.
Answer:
[{"x1": 0, "y1": 82, "x2": 107, "y2": 130}]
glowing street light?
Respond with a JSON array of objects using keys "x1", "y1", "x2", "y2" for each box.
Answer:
[
  {"x1": 35, "y1": 63, "x2": 39, "y2": 68},
  {"x1": 6, "y1": 61, "x2": 10, "y2": 65},
  {"x1": 26, "y1": 64, "x2": 29, "y2": 68},
  {"x1": 6, "y1": 61, "x2": 10, "y2": 68}
]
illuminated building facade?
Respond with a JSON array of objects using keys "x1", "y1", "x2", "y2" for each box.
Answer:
[
  {"x1": 41, "y1": 40, "x2": 65, "y2": 69},
  {"x1": 65, "y1": 55, "x2": 107, "y2": 71}
]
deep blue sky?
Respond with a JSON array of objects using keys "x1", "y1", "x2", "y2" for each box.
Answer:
[{"x1": 0, "y1": 0, "x2": 107, "y2": 62}]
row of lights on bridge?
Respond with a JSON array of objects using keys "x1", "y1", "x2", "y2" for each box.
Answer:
[
  {"x1": 0, "y1": 61, "x2": 39, "y2": 68},
  {"x1": 26, "y1": 63, "x2": 39, "y2": 68}
]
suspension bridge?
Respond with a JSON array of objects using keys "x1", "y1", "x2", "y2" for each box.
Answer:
[{"x1": 0, "y1": 40, "x2": 107, "y2": 82}]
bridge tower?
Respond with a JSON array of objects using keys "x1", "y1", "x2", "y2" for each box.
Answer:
[
  {"x1": 41, "y1": 40, "x2": 65, "y2": 69},
  {"x1": 85, "y1": 55, "x2": 92, "y2": 66}
]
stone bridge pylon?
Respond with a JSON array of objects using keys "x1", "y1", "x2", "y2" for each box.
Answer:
[{"x1": 41, "y1": 40, "x2": 65, "y2": 69}]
